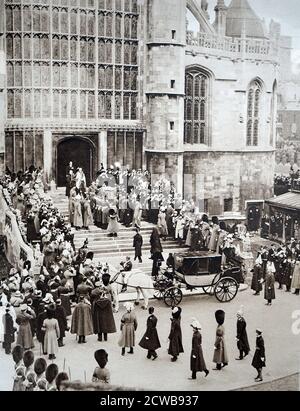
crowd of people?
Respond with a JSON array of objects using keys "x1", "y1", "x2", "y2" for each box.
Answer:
[
  {"x1": 251, "y1": 241, "x2": 300, "y2": 304},
  {"x1": 1, "y1": 297, "x2": 267, "y2": 389},
  {"x1": 0, "y1": 164, "x2": 299, "y2": 390}
]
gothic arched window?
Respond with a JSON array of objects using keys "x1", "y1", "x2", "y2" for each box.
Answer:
[
  {"x1": 247, "y1": 80, "x2": 262, "y2": 146},
  {"x1": 184, "y1": 69, "x2": 209, "y2": 145}
]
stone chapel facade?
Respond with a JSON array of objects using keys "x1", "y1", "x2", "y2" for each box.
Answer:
[{"x1": 0, "y1": 0, "x2": 293, "y2": 214}]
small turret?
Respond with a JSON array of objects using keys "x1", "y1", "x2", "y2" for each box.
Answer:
[{"x1": 213, "y1": 0, "x2": 228, "y2": 37}]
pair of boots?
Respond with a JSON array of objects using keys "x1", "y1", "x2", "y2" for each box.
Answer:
[
  {"x1": 213, "y1": 363, "x2": 228, "y2": 370},
  {"x1": 121, "y1": 347, "x2": 134, "y2": 356},
  {"x1": 147, "y1": 350, "x2": 158, "y2": 361},
  {"x1": 236, "y1": 350, "x2": 249, "y2": 360},
  {"x1": 98, "y1": 333, "x2": 107, "y2": 342},
  {"x1": 189, "y1": 370, "x2": 209, "y2": 380},
  {"x1": 49, "y1": 354, "x2": 56, "y2": 360},
  {"x1": 78, "y1": 335, "x2": 86, "y2": 344},
  {"x1": 294, "y1": 289, "x2": 300, "y2": 295}
]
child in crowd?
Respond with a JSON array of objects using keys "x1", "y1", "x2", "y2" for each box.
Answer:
[
  {"x1": 92, "y1": 349, "x2": 110, "y2": 384},
  {"x1": 45, "y1": 363, "x2": 59, "y2": 391}
]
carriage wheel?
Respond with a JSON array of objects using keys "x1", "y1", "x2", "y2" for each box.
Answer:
[
  {"x1": 163, "y1": 287, "x2": 183, "y2": 307},
  {"x1": 214, "y1": 277, "x2": 238, "y2": 303},
  {"x1": 202, "y1": 286, "x2": 214, "y2": 296},
  {"x1": 153, "y1": 288, "x2": 165, "y2": 300},
  {"x1": 153, "y1": 279, "x2": 168, "y2": 300}
]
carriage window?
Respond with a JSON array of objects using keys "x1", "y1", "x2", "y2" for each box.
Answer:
[{"x1": 180, "y1": 258, "x2": 208, "y2": 275}]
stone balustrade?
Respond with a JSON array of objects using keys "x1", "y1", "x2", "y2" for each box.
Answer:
[{"x1": 186, "y1": 31, "x2": 277, "y2": 60}]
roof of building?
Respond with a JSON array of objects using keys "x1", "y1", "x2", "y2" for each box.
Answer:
[
  {"x1": 266, "y1": 192, "x2": 300, "y2": 211},
  {"x1": 225, "y1": 0, "x2": 268, "y2": 39}
]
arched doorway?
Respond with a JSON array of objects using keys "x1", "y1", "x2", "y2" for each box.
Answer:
[{"x1": 57, "y1": 137, "x2": 94, "y2": 187}]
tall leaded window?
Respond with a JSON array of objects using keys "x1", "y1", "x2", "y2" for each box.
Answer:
[
  {"x1": 5, "y1": 1, "x2": 139, "y2": 120},
  {"x1": 247, "y1": 80, "x2": 262, "y2": 146},
  {"x1": 184, "y1": 69, "x2": 209, "y2": 144}
]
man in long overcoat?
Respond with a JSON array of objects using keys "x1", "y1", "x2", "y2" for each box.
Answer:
[
  {"x1": 189, "y1": 319, "x2": 209, "y2": 380},
  {"x1": 235, "y1": 307, "x2": 250, "y2": 360},
  {"x1": 252, "y1": 329, "x2": 266, "y2": 382},
  {"x1": 71, "y1": 296, "x2": 93, "y2": 343},
  {"x1": 168, "y1": 307, "x2": 184, "y2": 362},
  {"x1": 3, "y1": 305, "x2": 17, "y2": 354},
  {"x1": 92, "y1": 285, "x2": 116, "y2": 342},
  {"x1": 55, "y1": 299, "x2": 69, "y2": 347},
  {"x1": 133, "y1": 229, "x2": 143, "y2": 263},
  {"x1": 264, "y1": 265, "x2": 276, "y2": 305},
  {"x1": 139, "y1": 307, "x2": 161, "y2": 360}
]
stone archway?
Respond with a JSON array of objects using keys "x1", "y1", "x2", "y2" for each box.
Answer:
[{"x1": 56, "y1": 137, "x2": 95, "y2": 187}]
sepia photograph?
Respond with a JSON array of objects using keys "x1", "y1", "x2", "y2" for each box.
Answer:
[{"x1": 0, "y1": 0, "x2": 299, "y2": 394}]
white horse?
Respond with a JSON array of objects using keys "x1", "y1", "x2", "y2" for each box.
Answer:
[{"x1": 110, "y1": 270, "x2": 154, "y2": 312}]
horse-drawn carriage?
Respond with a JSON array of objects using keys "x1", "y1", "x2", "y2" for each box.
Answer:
[{"x1": 153, "y1": 251, "x2": 244, "y2": 307}]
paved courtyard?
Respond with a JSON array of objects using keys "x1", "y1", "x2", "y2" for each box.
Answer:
[{"x1": 1, "y1": 284, "x2": 299, "y2": 391}]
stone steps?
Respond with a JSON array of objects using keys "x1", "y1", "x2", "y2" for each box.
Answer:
[{"x1": 50, "y1": 189, "x2": 188, "y2": 269}]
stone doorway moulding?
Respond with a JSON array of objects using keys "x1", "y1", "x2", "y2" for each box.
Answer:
[{"x1": 54, "y1": 135, "x2": 98, "y2": 187}]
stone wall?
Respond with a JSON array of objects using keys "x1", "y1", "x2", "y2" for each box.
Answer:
[{"x1": 183, "y1": 151, "x2": 275, "y2": 214}]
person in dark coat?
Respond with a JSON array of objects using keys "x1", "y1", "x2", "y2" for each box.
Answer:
[
  {"x1": 168, "y1": 307, "x2": 184, "y2": 362},
  {"x1": 235, "y1": 307, "x2": 250, "y2": 360},
  {"x1": 36, "y1": 304, "x2": 48, "y2": 355},
  {"x1": 36, "y1": 275, "x2": 49, "y2": 298},
  {"x1": 284, "y1": 257, "x2": 294, "y2": 292},
  {"x1": 189, "y1": 319, "x2": 209, "y2": 380},
  {"x1": 92, "y1": 286, "x2": 116, "y2": 342},
  {"x1": 3, "y1": 304, "x2": 17, "y2": 354},
  {"x1": 251, "y1": 257, "x2": 263, "y2": 295},
  {"x1": 150, "y1": 227, "x2": 164, "y2": 278},
  {"x1": 55, "y1": 299, "x2": 69, "y2": 347},
  {"x1": 264, "y1": 263, "x2": 276, "y2": 305},
  {"x1": 166, "y1": 253, "x2": 175, "y2": 271},
  {"x1": 139, "y1": 307, "x2": 161, "y2": 360},
  {"x1": 133, "y1": 229, "x2": 143, "y2": 263},
  {"x1": 251, "y1": 329, "x2": 266, "y2": 382}
]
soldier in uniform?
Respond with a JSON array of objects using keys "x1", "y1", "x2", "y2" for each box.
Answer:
[{"x1": 252, "y1": 329, "x2": 266, "y2": 382}]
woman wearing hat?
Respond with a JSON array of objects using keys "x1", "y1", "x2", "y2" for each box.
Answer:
[
  {"x1": 189, "y1": 319, "x2": 209, "y2": 380},
  {"x1": 42, "y1": 306, "x2": 60, "y2": 360},
  {"x1": 118, "y1": 302, "x2": 138, "y2": 356},
  {"x1": 251, "y1": 256, "x2": 263, "y2": 296},
  {"x1": 107, "y1": 208, "x2": 119, "y2": 237},
  {"x1": 291, "y1": 256, "x2": 300, "y2": 295},
  {"x1": 168, "y1": 307, "x2": 184, "y2": 362},
  {"x1": 157, "y1": 208, "x2": 168, "y2": 240},
  {"x1": 252, "y1": 329, "x2": 266, "y2": 382},
  {"x1": 16, "y1": 304, "x2": 36, "y2": 350}
]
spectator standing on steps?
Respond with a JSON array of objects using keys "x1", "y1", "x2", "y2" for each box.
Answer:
[{"x1": 133, "y1": 228, "x2": 143, "y2": 263}]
